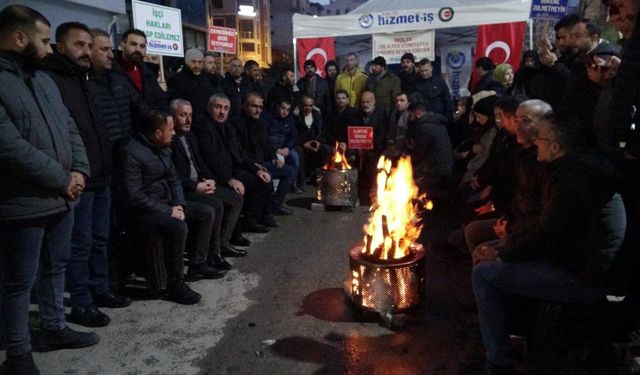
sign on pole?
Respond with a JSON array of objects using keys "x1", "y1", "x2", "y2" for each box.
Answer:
[
  {"x1": 208, "y1": 26, "x2": 237, "y2": 54},
  {"x1": 372, "y1": 30, "x2": 435, "y2": 64},
  {"x1": 529, "y1": 0, "x2": 569, "y2": 20},
  {"x1": 132, "y1": 0, "x2": 183, "y2": 57},
  {"x1": 348, "y1": 126, "x2": 374, "y2": 150}
]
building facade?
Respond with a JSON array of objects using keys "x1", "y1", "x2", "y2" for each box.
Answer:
[
  {"x1": 270, "y1": 0, "x2": 324, "y2": 59},
  {"x1": 322, "y1": 0, "x2": 367, "y2": 16}
]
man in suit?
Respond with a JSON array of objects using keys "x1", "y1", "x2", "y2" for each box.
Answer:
[{"x1": 170, "y1": 99, "x2": 246, "y2": 264}]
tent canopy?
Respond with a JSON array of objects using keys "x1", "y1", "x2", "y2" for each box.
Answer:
[{"x1": 292, "y1": 0, "x2": 532, "y2": 39}]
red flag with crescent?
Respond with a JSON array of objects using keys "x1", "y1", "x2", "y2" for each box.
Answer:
[
  {"x1": 470, "y1": 22, "x2": 526, "y2": 91},
  {"x1": 296, "y1": 37, "x2": 335, "y2": 78}
]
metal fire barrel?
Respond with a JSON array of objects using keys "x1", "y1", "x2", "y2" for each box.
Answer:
[
  {"x1": 315, "y1": 168, "x2": 358, "y2": 207},
  {"x1": 349, "y1": 244, "x2": 426, "y2": 313}
]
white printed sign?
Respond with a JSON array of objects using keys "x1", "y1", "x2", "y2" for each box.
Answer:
[
  {"x1": 372, "y1": 30, "x2": 435, "y2": 64},
  {"x1": 132, "y1": 0, "x2": 183, "y2": 57}
]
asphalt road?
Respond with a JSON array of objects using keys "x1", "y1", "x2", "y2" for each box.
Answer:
[{"x1": 2, "y1": 191, "x2": 484, "y2": 375}]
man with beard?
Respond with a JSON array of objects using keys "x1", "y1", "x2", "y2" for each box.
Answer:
[
  {"x1": 170, "y1": 99, "x2": 245, "y2": 264},
  {"x1": 112, "y1": 28, "x2": 168, "y2": 110},
  {"x1": 357, "y1": 91, "x2": 390, "y2": 204},
  {"x1": 387, "y1": 92, "x2": 411, "y2": 147},
  {"x1": 325, "y1": 60, "x2": 339, "y2": 106},
  {"x1": 195, "y1": 94, "x2": 275, "y2": 232},
  {"x1": 170, "y1": 48, "x2": 222, "y2": 124},
  {"x1": 234, "y1": 93, "x2": 296, "y2": 215},
  {"x1": 222, "y1": 58, "x2": 246, "y2": 117},
  {"x1": 297, "y1": 59, "x2": 331, "y2": 117},
  {"x1": 295, "y1": 95, "x2": 332, "y2": 186},
  {"x1": 266, "y1": 67, "x2": 297, "y2": 112},
  {"x1": 335, "y1": 52, "x2": 368, "y2": 108},
  {"x1": 203, "y1": 51, "x2": 224, "y2": 90},
  {"x1": 46, "y1": 22, "x2": 130, "y2": 328},
  {"x1": 243, "y1": 60, "x2": 265, "y2": 100},
  {"x1": 398, "y1": 52, "x2": 419, "y2": 95},
  {"x1": 328, "y1": 89, "x2": 359, "y2": 149},
  {"x1": 364, "y1": 56, "x2": 401, "y2": 114},
  {"x1": 0, "y1": 5, "x2": 96, "y2": 373}
]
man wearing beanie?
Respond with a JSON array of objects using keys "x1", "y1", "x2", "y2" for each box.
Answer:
[
  {"x1": 398, "y1": 52, "x2": 419, "y2": 94},
  {"x1": 297, "y1": 59, "x2": 331, "y2": 117},
  {"x1": 169, "y1": 48, "x2": 222, "y2": 124},
  {"x1": 364, "y1": 56, "x2": 401, "y2": 114}
]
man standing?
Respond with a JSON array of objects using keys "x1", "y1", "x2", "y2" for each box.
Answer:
[
  {"x1": 357, "y1": 91, "x2": 390, "y2": 204},
  {"x1": 297, "y1": 59, "x2": 331, "y2": 118},
  {"x1": 335, "y1": 52, "x2": 368, "y2": 108},
  {"x1": 0, "y1": 5, "x2": 97, "y2": 373},
  {"x1": 398, "y1": 52, "x2": 419, "y2": 95},
  {"x1": 325, "y1": 59, "x2": 339, "y2": 106},
  {"x1": 222, "y1": 57, "x2": 246, "y2": 117},
  {"x1": 328, "y1": 89, "x2": 359, "y2": 148},
  {"x1": 46, "y1": 22, "x2": 130, "y2": 328},
  {"x1": 112, "y1": 29, "x2": 168, "y2": 110},
  {"x1": 170, "y1": 99, "x2": 245, "y2": 264},
  {"x1": 387, "y1": 92, "x2": 411, "y2": 146},
  {"x1": 196, "y1": 94, "x2": 275, "y2": 232},
  {"x1": 364, "y1": 56, "x2": 401, "y2": 114},
  {"x1": 170, "y1": 48, "x2": 222, "y2": 124},
  {"x1": 415, "y1": 58, "x2": 453, "y2": 122},
  {"x1": 266, "y1": 67, "x2": 297, "y2": 112},
  {"x1": 472, "y1": 57, "x2": 496, "y2": 94}
]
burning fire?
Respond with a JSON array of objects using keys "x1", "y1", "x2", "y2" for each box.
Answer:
[
  {"x1": 322, "y1": 142, "x2": 351, "y2": 170},
  {"x1": 362, "y1": 156, "x2": 432, "y2": 260}
]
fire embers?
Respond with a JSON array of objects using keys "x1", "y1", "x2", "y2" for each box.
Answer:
[
  {"x1": 321, "y1": 142, "x2": 351, "y2": 171},
  {"x1": 315, "y1": 143, "x2": 358, "y2": 207},
  {"x1": 362, "y1": 156, "x2": 432, "y2": 261}
]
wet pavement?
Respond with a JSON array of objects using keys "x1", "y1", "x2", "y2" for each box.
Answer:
[{"x1": 1, "y1": 192, "x2": 484, "y2": 374}]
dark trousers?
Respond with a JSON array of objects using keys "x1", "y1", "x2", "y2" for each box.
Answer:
[
  {"x1": 235, "y1": 169, "x2": 272, "y2": 224},
  {"x1": 263, "y1": 161, "x2": 295, "y2": 208},
  {"x1": 297, "y1": 144, "x2": 332, "y2": 185},
  {"x1": 0, "y1": 210, "x2": 74, "y2": 356},
  {"x1": 211, "y1": 186, "x2": 243, "y2": 245},
  {"x1": 66, "y1": 187, "x2": 111, "y2": 308},
  {"x1": 183, "y1": 201, "x2": 216, "y2": 265},
  {"x1": 185, "y1": 192, "x2": 226, "y2": 258}
]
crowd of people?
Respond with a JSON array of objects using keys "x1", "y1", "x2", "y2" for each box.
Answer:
[{"x1": 1, "y1": 1, "x2": 639, "y2": 374}]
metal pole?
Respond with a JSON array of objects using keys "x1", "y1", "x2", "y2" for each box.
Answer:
[
  {"x1": 528, "y1": 19, "x2": 534, "y2": 50},
  {"x1": 293, "y1": 37, "x2": 298, "y2": 79},
  {"x1": 220, "y1": 52, "x2": 224, "y2": 74}
]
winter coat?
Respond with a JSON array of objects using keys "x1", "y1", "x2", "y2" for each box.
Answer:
[
  {"x1": 335, "y1": 69, "x2": 368, "y2": 108},
  {"x1": 232, "y1": 114, "x2": 276, "y2": 163},
  {"x1": 0, "y1": 52, "x2": 89, "y2": 221},
  {"x1": 169, "y1": 67, "x2": 222, "y2": 123},
  {"x1": 296, "y1": 74, "x2": 331, "y2": 117},
  {"x1": 407, "y1": 113, "x2": 453, "y2": 178},
  {"x1": 266, "y1": 81, "x2": 298, "y2": 112},
  {"x1": 359, "y1": 108, "x2": 389, "y2": 154},
  {"x1": 295, "y1": 109, "x2": 326, "y2": 146},
  {"x1": 115, "y1": 134, "x2": 185, "y2": 216},
  {"x1": 415, "y1": 75, "x2": 453, "y2": 120},
  {"x1": 262, "y1": 111, "x2": 297, "y2": 151},
  {"x1": 112, "y1": 53, "x2": 168, "y2": 111},
  {"x1": 364, "y1": 71, "x2": 402, "y2": 114},
  {"x1": 222, "y1": 75, "x2": 265, "y2": 117},
  {"x1": 398, "y1": 70, "x2": 419, "y2": 94},
  {"x1": 171, "y1": 131, "x2": 216, "y2": 193},
  {"x1": 328, "y1": 106, "x2": 359, "y2": 145},
  {"x1": 45, "y1": 52, "x2": 112, "y2": 190}
]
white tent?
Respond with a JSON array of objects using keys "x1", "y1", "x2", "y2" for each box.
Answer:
[{"x1": 292, "y1": 0, "x2": 532, "y2": 39}]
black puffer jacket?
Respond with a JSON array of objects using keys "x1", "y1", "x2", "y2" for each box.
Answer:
[
  {"x1": 45, "y1": 52, "x2": 111, "y2": 190},
  {"x1": 93, "y1": 69, "x2": 147, "y2": 145},
  {"x1": 112, "y1": 52, "x2": 168, "y2": 111},
  {"x1": 115, "y1": 134, "x2": 186, "y2": 216}
]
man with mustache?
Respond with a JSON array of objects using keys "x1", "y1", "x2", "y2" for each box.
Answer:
[
  {"x1": 112, "y1": 28, "x2": 168, "y2": 110},
  {"x1": 46, "y1": 22, "x2": 131, "y2": 328},
  {"x1": 0, "y1": 5, "x2": 96, "y2": 374}
]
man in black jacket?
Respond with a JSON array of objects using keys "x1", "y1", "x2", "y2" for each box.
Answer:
[
  {"x1": 398, "y1": 52, "x2": 419, "y2": 95},
  {"x1": 46, "y1": 22, "x2": 130, "y2": 328},
  {"x1": 169, "y1": 48, "x2": 222, "y2": 124},
  {"x1": 170, "y1": 98, "x2": 246, "y2": 261},
  {"x1": 112, "y1": 29, "x2": 168, "y2": 110},
  {"x1": 117, "y1": 110, "x2": 221, "y2": 305},
  {"x1": 195, "y1": 94, "x2": 275, "y2": 232},
  {"x1": 471, "y1": 114, "x2": 627, "y2": 373},
  {"x1": 297, "y1": 59, "x2": 331, "y2": 118},
  {"x1": 266, "y1": 67, "x2": 297, "y2": 112},
  {"x1": 0, "y1": 6, "x2": 96, "y2": 373},
  {"x1": 415, "y1": 58, "x2": 453, "y2": 122},
  {"x1": 222, "y1": 58, "x2": 246, "y2": 117}
]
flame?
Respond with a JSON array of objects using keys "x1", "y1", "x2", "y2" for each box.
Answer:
[
  {"x1": 361, "y1": 156, "x2": 432, "y2": 260},
  {"x1": 322, "y1": 142, "x2": 351, "y2": 170}
]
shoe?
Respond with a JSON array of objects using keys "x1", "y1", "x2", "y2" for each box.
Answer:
[
  {"x1": 261, "y1": 215, "x2": 278, "y2": 228},
  {"x1": 209, "y1": 253, "x2": 233, "y2": 270},
  {"x1": 32, "y1": 326, "x2": 99, "y2": 352},
  {"x1": 244, "y1": 222, "x2": 270, "y2": 233},
  {"x1": 272, "y1": 205, "x2": 293, "y2": 215},
  {"x1": 93, "y1": 291, "x2": 132, "y2": 308},
  {"x1": 221, "y1": 244, "x2": 247, "y2": 257},
  {"x1": 67, "y1": 304, "x2": 111, "y2": 327},
  {"x1": 229, "y1": 235, "x2": 251, "y2": 247},
  {"x1": 289, "y1": 185, "x2": 304, "y2": 194},
  {"x1": 3, "y1": 351, "x2": 40, "y2": 375},
  {"x1": 186, "y1": 263, "x2": 226, "y2": 281},
  {"x1": 165, "y1": 280, "x2": 201, "y2": 305}
]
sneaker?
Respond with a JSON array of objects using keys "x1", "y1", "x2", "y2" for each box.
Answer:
[
  {"x1": 3, "y1": 351, "x2": 40, "y2": 375},
  {"x1": 165, "y1": 280, "x2": 201, "y2": 305},
  {"x1": 32, "y1": 326, "x2": 99, "y2": 352},
  {"x1": 67, "y1": 304, "x2": 111, "y2": 327},
  {"x1": 93, "y1": 291, "x2": 132, "y2": 308}
]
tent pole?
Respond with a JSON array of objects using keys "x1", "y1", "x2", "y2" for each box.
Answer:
[
  {"x1": 528, "y1": 19, "x2": 534, "y2": 50},
  {"x1": 293, "y1": 37, "x2": 298, "y2": 79}
]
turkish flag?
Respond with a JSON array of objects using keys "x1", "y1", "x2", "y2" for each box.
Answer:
[
  {"x1": 470, "y1": 22, "x2": 526, "y2": 90},
  {"x1": 296, "y1": 37, "x2": 335, "y2": 78}
]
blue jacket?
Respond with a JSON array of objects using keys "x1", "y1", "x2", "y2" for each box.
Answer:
[{"x1": 262, "y1": 110, "x2": 297, "y2": 150}]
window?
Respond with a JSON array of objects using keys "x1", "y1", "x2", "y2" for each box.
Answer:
[
  {"x1": 212, "y1": 18, "x2": 225, "y2": 27},
  {"x1": 242, "y1": 42, "x2": 255, "y2": 52},
  {"x1": 212, "y1": 0, "x2": 223, "y2": 9},
  {"x1": 239, "y1": 19, "x2": 254, "y2": 32},
  {"x1": 336, "y1": 9, "x2": 340, "y2": 15}
]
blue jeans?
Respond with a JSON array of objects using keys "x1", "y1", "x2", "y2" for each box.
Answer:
[
  {"x1": 0, "y1": 209, "x2": 74, "y2": 356},
  {"x1": 263, "y1": 161, "x2": 295, "y2": 208},
  {"x1": 472, "y1": 260, "x2": 607, "y2": 367},
  {"x1": 66, "y1": 187, "x2": 111, "y2": 308},
  {"x1": 286, "y1": 149, "x2": 300, "y2": 184}
]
